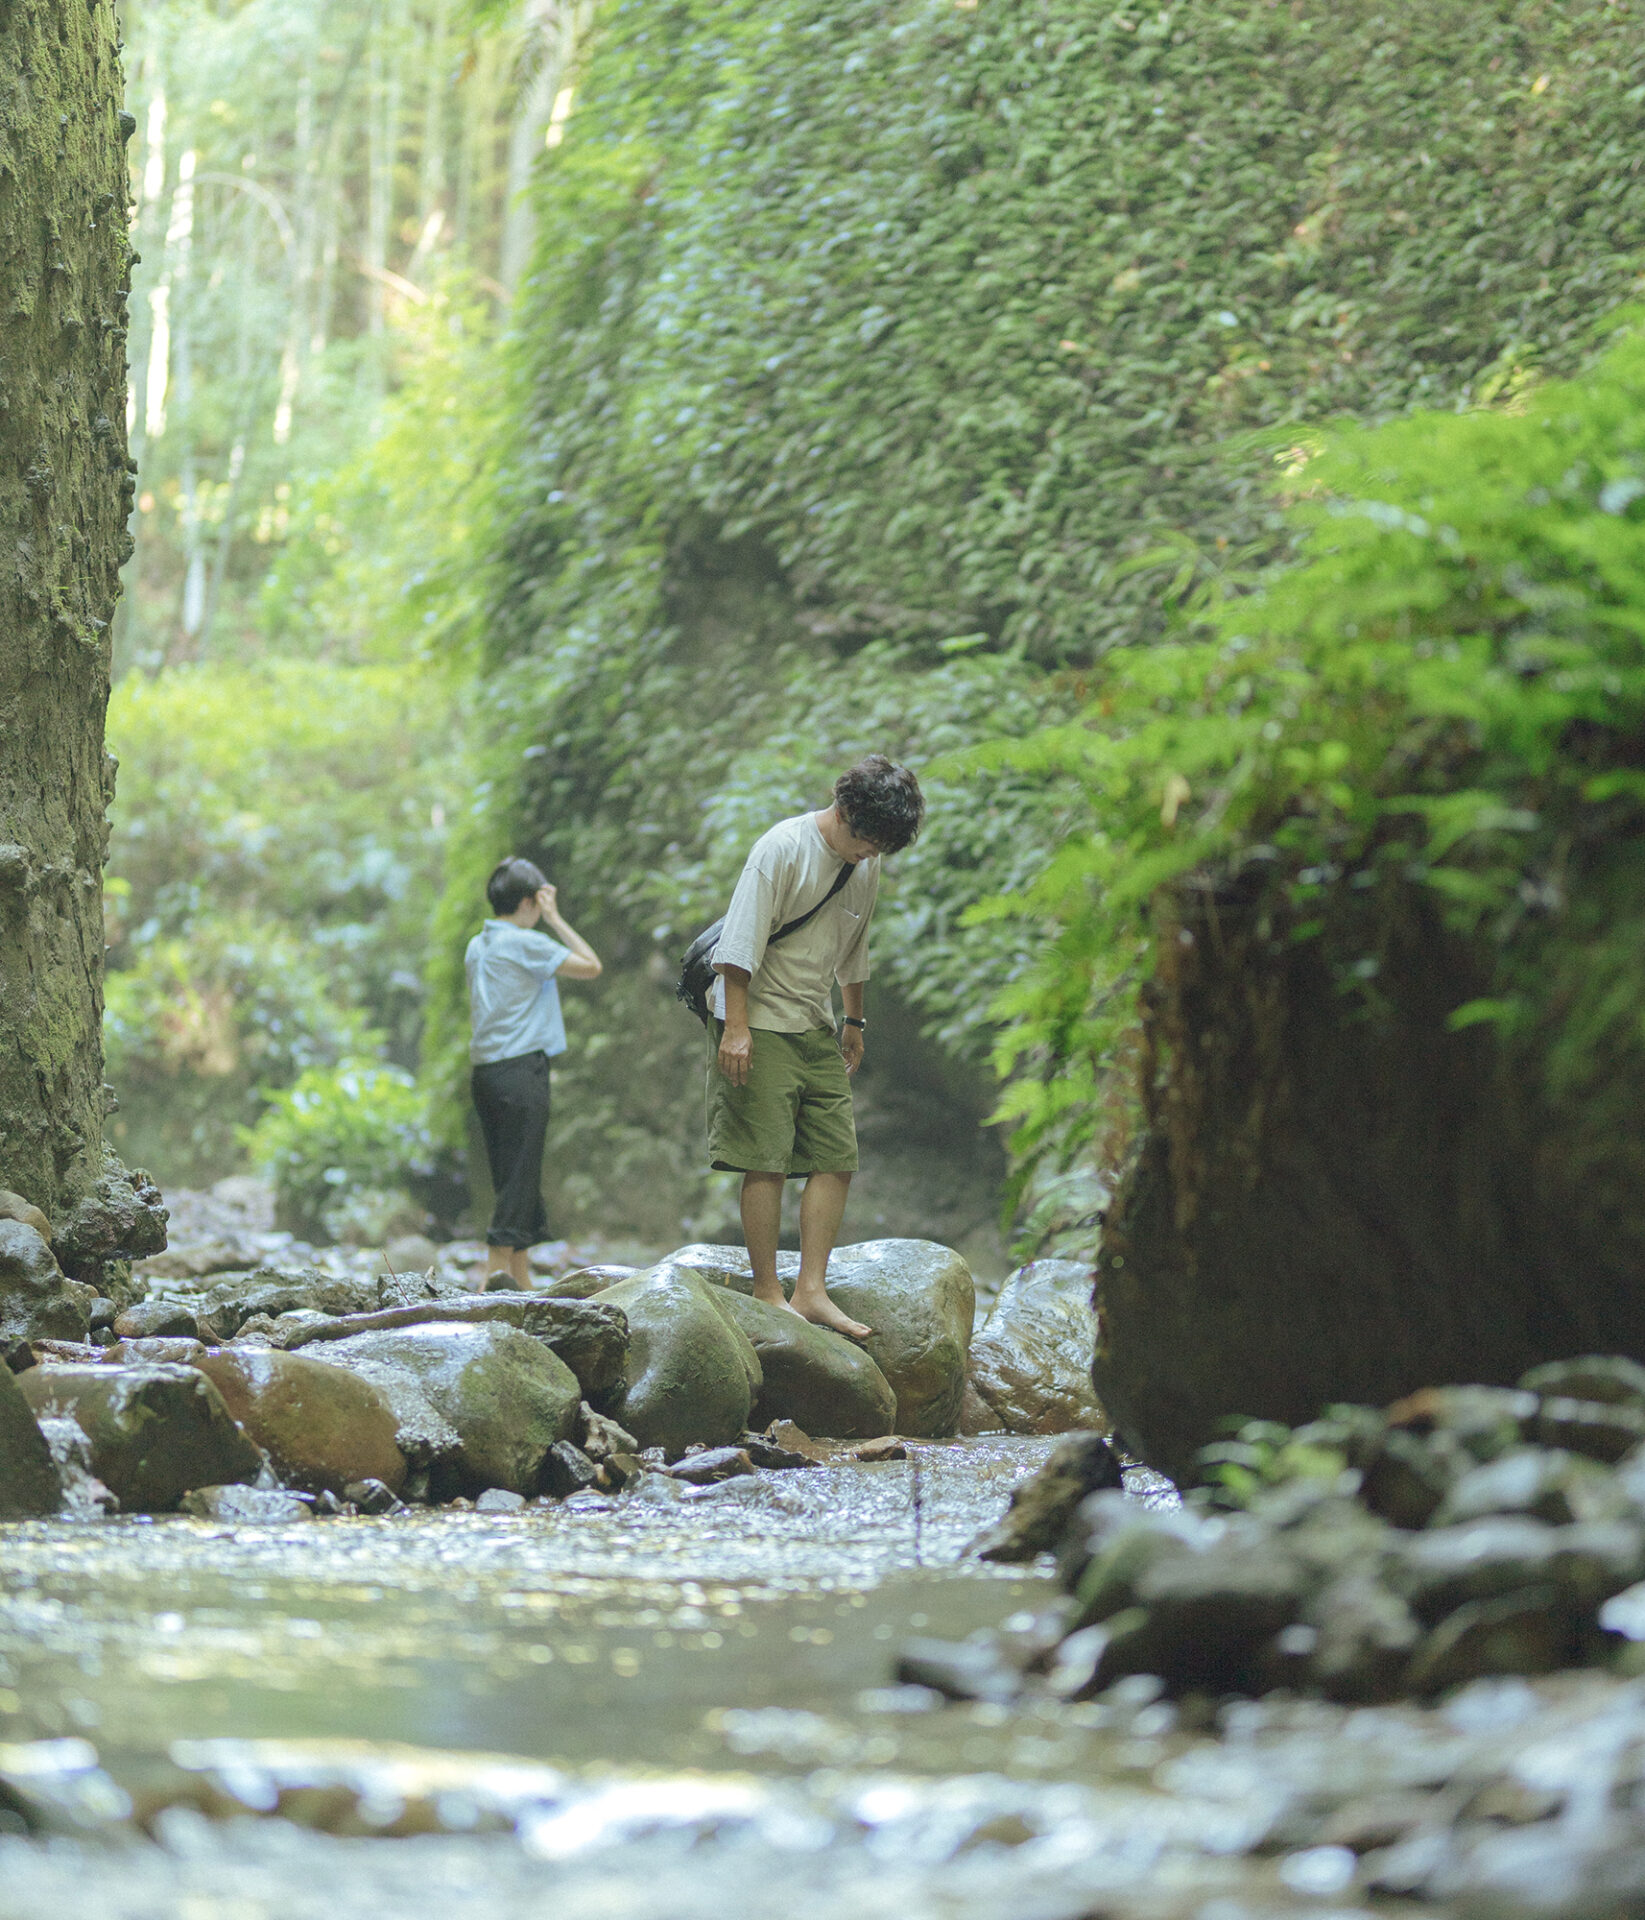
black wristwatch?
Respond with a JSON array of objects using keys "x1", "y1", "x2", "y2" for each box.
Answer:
[{"x1": 842, "y1": 1017, "x2": 866, "y2": 1031}]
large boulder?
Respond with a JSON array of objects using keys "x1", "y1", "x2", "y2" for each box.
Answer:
[
  {"x1": 0, "y1": 1220, "x2": 97, "y2": 1354},
  {"x1": 19, "y1": 1364, "x2": 261, "y2": 1511},
  {"x1": 819, "y1": 1241, "x2": 975, "y2": 1438},
  {"x1": 0, "y1": 1359, "x2": 61, "y2": 1517},
  {"x1": 594, "y1": 1266, "x2": 760, "y2": 1457},
  {"x1": 317, "y1": 1322, "x2": 580, "y2": 1497},
  {"x1": 966, "y1": 1259, "x2": 1105, "y2": 1436},
  {"x1": 710, "y1": 1289, "x2": 896, "y2": 1439},
  {"x1": 674, "y1": 1238, "x2": 974, "y2": 1437},
  {"x1": 192, "y1": 1348, "x2": 406, "y2": 1496},
  {"x1": 279, "y1": 1294, "x2": 628, "y2": 1407}
]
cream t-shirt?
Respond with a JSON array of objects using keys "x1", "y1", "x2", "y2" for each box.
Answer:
[{"x1": 709, "y1": 812, "x2": 879, "y2": 1032}]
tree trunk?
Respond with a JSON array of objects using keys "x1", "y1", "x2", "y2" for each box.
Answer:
[{"x1": 0, "y1": 2, "x2": 140, "y2": 1234}]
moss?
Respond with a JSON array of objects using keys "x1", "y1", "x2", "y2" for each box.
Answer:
[{"x1": 0, "y1": 1, "x2": 133, "y2": 1218}]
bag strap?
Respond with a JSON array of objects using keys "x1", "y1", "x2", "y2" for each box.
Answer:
[{"x1": 768, "y1": 860, "x2": 855, "y2": 947}]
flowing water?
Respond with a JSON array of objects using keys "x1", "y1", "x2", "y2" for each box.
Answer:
[{"x1": 1, "y1": 1439, "x2": 1636, "y2": 1918}]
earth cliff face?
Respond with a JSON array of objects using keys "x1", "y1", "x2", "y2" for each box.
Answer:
[{"x1": 1093, "y1": 866, "x2": 1645, "y2": 1484}]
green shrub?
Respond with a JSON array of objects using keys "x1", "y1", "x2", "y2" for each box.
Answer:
[
  {"x1": 104, "y1": 659, "x2": 462, "y2": 1185},
  {"x1": 244, "y1": 1061, "x2": 435, "y2": 1242}
]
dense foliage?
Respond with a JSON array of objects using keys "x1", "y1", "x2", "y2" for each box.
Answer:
[
  {"x1": 104, "y1": 660, "x2": 462, "y2": 1184},
  {"x1": 441, "y1": 0, "x2": 1645, "y2": 1237},
  {"x1": 987, "y1": 321, "x2": 1645, "y2": 1217},
  {"x1": 244, "y1": 1059, "x2": 437, "y2": 1241},
  {"x1": 117, "y1": 0, "x2": 566, "y2": 668}
]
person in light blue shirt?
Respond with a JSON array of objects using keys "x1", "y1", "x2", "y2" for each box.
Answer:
[{"x1": 465, "y1": 857, "x2": 602, "y2": 1288}]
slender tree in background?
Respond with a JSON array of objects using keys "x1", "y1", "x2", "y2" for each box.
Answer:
[{"x1": 0, "y1": 0, "x2": 134, "y2": 1217}]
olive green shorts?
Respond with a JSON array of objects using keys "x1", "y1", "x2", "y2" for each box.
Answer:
[{"x1": 706, "y1": 1020, "x2": 859, "y2": 1176}]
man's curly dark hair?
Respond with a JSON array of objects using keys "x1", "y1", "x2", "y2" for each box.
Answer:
[{"x1": 834, "y1": 755, "x2": 925, "y2": 854}]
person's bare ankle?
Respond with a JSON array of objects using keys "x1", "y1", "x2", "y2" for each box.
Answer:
[{"x1": 751, "y1": 1274, "x2": 787, "y2": 1305}]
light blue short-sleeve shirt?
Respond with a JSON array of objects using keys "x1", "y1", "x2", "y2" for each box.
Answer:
[{"x1": 465, "y1": 920, "x2": 572, "y2": 1065}]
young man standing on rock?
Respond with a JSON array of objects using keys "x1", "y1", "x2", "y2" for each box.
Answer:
[{"x1": 709, "y1": 755, "x2": 924, "y2": 1340}]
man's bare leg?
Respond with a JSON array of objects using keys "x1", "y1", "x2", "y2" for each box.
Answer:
[
  {"x1": 740, "y1": 1171, "x2": 789, "y2": 1308},
  {"x1": 792, "y1": 1172, "x2": 871, "y2": 1339}
]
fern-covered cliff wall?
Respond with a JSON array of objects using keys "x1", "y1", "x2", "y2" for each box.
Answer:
[{"x1": 441, "y1": 0, "x2": 1645, "y2": 1247}]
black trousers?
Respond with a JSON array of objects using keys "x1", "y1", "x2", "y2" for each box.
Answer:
[{"x1": 471, "y1": 1050, "x2": 552, "y2": 1248}]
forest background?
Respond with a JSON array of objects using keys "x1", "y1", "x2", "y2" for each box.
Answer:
[{"x1": 103, "y1": 0, "x2": 1645, "y2": 1270}]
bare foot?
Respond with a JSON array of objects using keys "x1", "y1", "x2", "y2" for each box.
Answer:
[{"x1": 792, "y1": 1292, "x2": 872, "y2": 1341}]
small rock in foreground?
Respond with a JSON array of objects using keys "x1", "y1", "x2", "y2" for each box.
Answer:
[
  {"x1": 181, "y1": 1485, "x2": 313, "y2": 1523},
  {"x1": 973, "y1": 1430, "x2": 1124, "y2": 1563}
]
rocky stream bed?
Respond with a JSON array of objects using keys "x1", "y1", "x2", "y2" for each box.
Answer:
[{"x1": 5, "y1": 1184, "x2": 1645, "y2": 1916}]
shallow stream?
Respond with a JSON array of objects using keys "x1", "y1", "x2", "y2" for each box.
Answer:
[{"x1": 2, "y1": 1439, "x2": 1636, "y2": 1918}]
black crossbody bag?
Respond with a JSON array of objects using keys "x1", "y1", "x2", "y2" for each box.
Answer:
[{"x1": 675, "y1": 860, "x2": 855, "y2": 1026}]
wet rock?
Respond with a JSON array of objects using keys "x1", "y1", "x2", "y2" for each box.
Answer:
[
  {"x1": 36, "y1": 1416, "x2": 117, "y2": 1516},
  {"x1": 821, "y1": 1240, "x2": 975, "y2": 1438},
  {"x1": 707, "y1": 1288, "x2": 895, "y2": 1439},
  {"x1": 576, "y1": 1404, "x2": 638, "y2": 1462},
  {"x1": 475, "y1": 1487, "x2": 526, "y2": 1512},
  {"x1": 598, "y1": 1452, "x2": 646, "y2": 1491},
  {"x1": 18, "y1": 1363, "x2": 260, "y2": 1511},
  {"x1": 1434, "y1": 1447, "x2": 1634, "y2": 1528},
  {"x1": 343, "y1": 1477, "x2": 406, "y2": 1515},
  {"x1": 280, "y1": 1294, "x2": 628, "y2": 1408},
  {"x1": 1521, "y1": 1354, "x2": 1645, "y2": 1410},
  {"x1": 965, "y1": 1258, "x2": 1105, "y2": 1436},
  {"x1": 895, "y1": 1635, "x2": 1023, "y2": 1704},
  {"x1": 1055, "y1": 1485, "x2": 1153, "y2": 1590},
  {"x1": 52, "y1": 1153, "x2": 168, "y2": 1283},
  {"x1": 1360, "y1": 1427, "x2": 1472, "y2": 1528},
  {"x1": 1108, "y1": 1536, "x2": 1308, "y2": 1693},
  {"x1": 1407, "y1": 1587, "x2": 1573, "y2": 1694},
  {"x1": 761, "y1": 1418, "x2": 831, "y2": 1463},
  {"x1": 0, "y1": 1219, "x2": 96, "y2": 1353},
  {"x1": 737, "y1": 1431, "x2": 818, "y2": 1470},
  {"x1": 318, "y1": 1322, "x2": 580, "y2": 1497},
  {"x1": 664, "y1": 1446, "x2": 754, "y2": 1485},
  {"x1": 112, "y1": 1300, "x2": 200, "y2": 1341},
  {"x1": 102, "y1": 1337, "x2": 209, "y2": 1366},
  {"x1": 540, "y1": 1440, "x2": 600, "y2": 1497},
  {"x1": 0, "y1": 1353, "x2": 61, "y2": 1516},
  {"x1": 974, "y1": 1431, "x2": 1125, "y2": 1563},
  {"x1": 1393, "y1": 1517, "x2": 1645, "y2": 1623},
  {"x1": 1534, "y1": 1396, "x2": 1645, "y2": 1464},
  {"x1": 678, "y1": 1238, "x2": 976, "y2": 1437},
  {"x1": 180, "y1": 1484, "x2": 313, "y2": 1523},
  {"x1": 191, "y1": 1348, "x2": 406, "y2": 1497},
  {"x1": 0, "y1": 1189, "x2": 52, "y2": 1241},
  {"x1": 1304, "y1": 1575, "x2": 1423, "y2": 1702},
  {"x1": 189, "y1": 1269, "x2": 386, "y2": 1339},
  {"x1": 593, "y1": 1267, "x2": 758, "y2": 1457},
  {"x1": 853, "y1": 1435, "x2": 908, "y2": 1461},
  {"x1": 958, "y1": 1377, "x2": 999, "y2": 1435},
  {"x1": 27, "y1": 1339, "x2": 106, "y2": 1364},
  {"x1": 1066, "y1": 1501, "x2": 1218, "y2": 1626},
  {"x1": 537, "y1": 1265, "x2": 637, "y2": 1299}
]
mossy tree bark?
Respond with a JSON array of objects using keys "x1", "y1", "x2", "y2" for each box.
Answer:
[{"x1": 0, "y1": 1, "x2": 136, "y2": 1220}]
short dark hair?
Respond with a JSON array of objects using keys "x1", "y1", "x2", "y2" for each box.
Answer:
[
  {"x1": 834, "y1": 755, "x2": 925, "y2": 854},
  {"x1": 486, "y1": 856, "x2": 547, "y2": 916}
]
